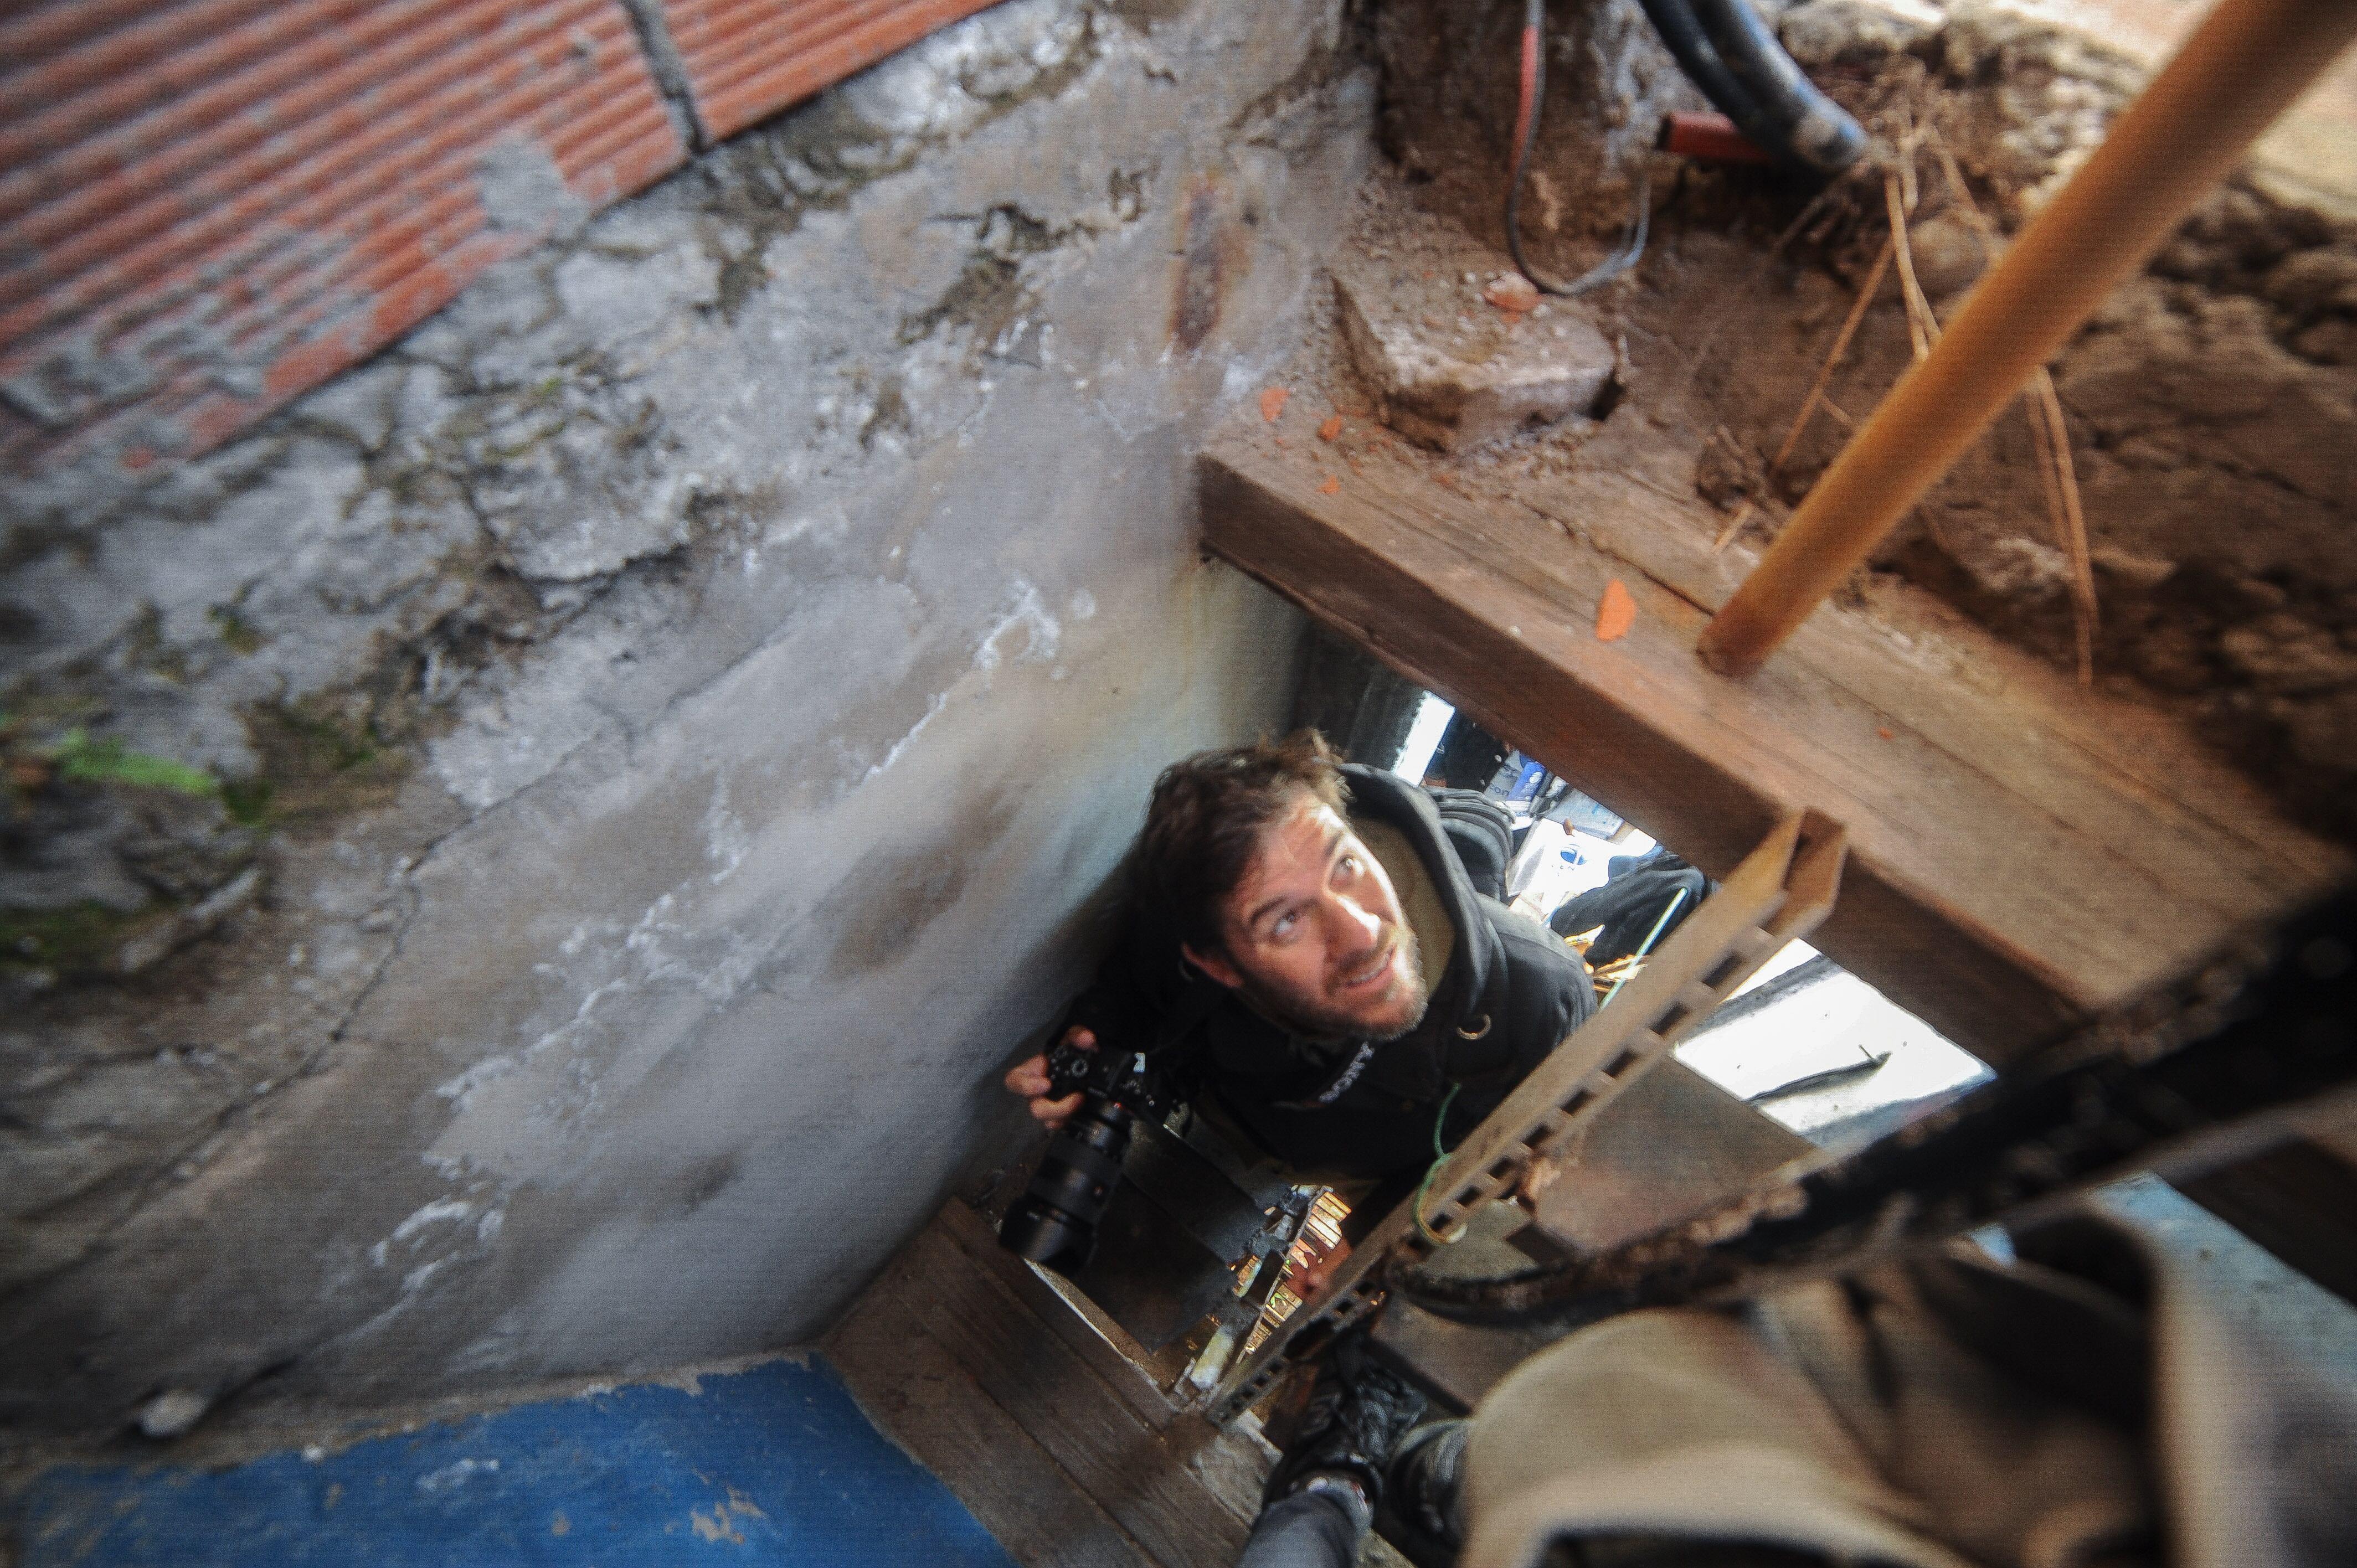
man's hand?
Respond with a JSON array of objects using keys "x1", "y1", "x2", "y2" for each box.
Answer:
[{"x1": 1003, "y1": 1027, "x2": 1094, "y2": 1129}]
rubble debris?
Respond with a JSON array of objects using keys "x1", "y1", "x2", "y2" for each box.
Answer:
[
  {"x1": 1482, "y1": 272, "x2": 1541, "y2": 313},
  {"x1": 1333, "y1": 258, "x2": 1616, "y2": 452}
]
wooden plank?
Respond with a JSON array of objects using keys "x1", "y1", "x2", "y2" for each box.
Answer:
[
  {"x1": 945, "y1": 1203, "x2": 1280, "y2": 1531},
  {"x1": 826, "y1": 1281, "x2": 1149, "y2": 1568},
  {"x1": 896, "y1": 1223, "x2": 1256, "y2": 1568},
  {"x1": 1171, "y1": 1412, "x2": 1277, "y2": 1530},
  {"x1": 935, "y1": 1199, "x2": 1186, "y2": 1432},
  {"x1": 1197, "y1": 412, "x2": 2348, "y2": 1061},
  {"x1": 1200, "y1": 409, "x2": 2357, "y2": 1304},
  {"x1": 2175, "y1": 1143, "x2": 2357, "y2": 1306}
]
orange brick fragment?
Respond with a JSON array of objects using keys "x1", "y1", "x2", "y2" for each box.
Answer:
[
  {"x1": 1483, "y1": 272, "x2": 1541, "y2": 312},
  {"x1": 1319, "y1": 415, "x2": 1344, "y2": 441},
  {"x1": 1876, "y1": 726, "x2": 1896, "y2": 740},
  {"x1": 1319, "y1": 475, "x2": 1341, "y2": 494},
  {"x1": 1260, "y1": 387, "x2": 1290, "y2": 422},
  {"x1": 1596, "y1": 579, "x2": 1637, "y2": 642}
]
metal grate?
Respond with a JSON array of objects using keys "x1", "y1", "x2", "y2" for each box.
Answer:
[
  {"x1": 0, "y1": 0, "x2": 687, "y2": 478},
  {"x1": 1210, "y1": 811, "x2": 1849, "y2": 1424},
  {"x1": 661, "y1": 0, "x2": 1005, "y2": 142}
]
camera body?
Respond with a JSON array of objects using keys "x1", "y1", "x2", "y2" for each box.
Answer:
[
  {"x1": 997, "y1": 1039, "x2": 1178, "y2": 1273},
  {"x1": 1042, "y1": 1037, "x2": 1179, "y2": 1121}
]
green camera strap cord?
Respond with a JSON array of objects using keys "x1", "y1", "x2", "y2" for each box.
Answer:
[
  {"x1": 1407, "y1": 887, "x2": 1692, "y2": 1247},
  {"x1": 1410, "y1": 1082, "x2": 1464, "y2": 1247}
]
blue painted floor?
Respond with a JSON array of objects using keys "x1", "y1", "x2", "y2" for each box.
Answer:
[{"x1": 12, "y1": 1356, "x2": 1016, "y2": 1568}]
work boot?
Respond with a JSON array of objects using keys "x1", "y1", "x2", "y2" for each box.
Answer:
[
  {"x1": 1260, "y1": 1328, "x2": 1428, "y2": 1521},
  {"x1": 1385, "y1": 1419, "x2": 1470, "y2": 1548}
]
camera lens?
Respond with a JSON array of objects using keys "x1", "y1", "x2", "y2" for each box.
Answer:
[{"x1": 997, "y1": 1096, "x2": 1134, "y2": 1273}]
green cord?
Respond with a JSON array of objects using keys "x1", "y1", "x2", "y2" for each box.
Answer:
[
  {"x1": 1410, "y1": 1082, "x2": 1464, "y2": 1246},
  {"x1": 1411, "y1": 884, "x2": 1690, "y2": 1249},
  {"x1": 1601, "y1": 886, "x2": 1689, "y2": 1009}
]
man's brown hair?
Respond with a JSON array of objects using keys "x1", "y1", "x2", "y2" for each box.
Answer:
[{"x1": 1135, "y1": 730, "x2": 1350, "y2": 960}]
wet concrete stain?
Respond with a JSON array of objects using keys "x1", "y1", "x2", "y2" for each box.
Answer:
[
  {"x1": 1171, "y1": 173, "x2": 1234, "y2": 352},
  {"x1": 672, "y1": 1153, "x2": 742, "y2": 1217},
  {"x1": 816, "y1": 790, "x2": 1018, "y2": 981}
]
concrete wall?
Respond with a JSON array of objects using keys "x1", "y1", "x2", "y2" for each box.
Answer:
[{"x1": 1, "y1": 0, "x2": 1375, "y2": 1434}]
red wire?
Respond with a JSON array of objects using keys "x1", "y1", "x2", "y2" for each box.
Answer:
[{"x1": 1510, "y1": 20, "x2": 1540, "y2": 199}]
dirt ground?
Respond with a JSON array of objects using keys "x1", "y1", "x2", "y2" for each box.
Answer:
[{"x1": 1335, "y1": 0, "x2": 2357, "y2": 842}]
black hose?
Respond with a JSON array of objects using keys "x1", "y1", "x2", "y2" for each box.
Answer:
[
  {"x1": 1639, "y1": 0, "x2": 1865, "y2": 181},
  {"x1": 1636, "y1": 0, "x2": 1768, "y2": 134}
]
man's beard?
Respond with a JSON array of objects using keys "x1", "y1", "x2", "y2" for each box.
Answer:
[{"x1": 1236, "y1": 925, "x2": 1432, "y2": 1045}]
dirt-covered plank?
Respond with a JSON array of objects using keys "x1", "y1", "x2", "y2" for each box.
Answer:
[{"x1": 935, "y1": 1199, "x2": 1187, "y2": 1432}]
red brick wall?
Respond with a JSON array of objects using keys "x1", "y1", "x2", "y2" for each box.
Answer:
[
  {"x1": 663, "y1": 0, "x2": 1004, "y2": 142},
  {"x1": 0, "y1": 0, "x2": 1005, "y2": 482}
]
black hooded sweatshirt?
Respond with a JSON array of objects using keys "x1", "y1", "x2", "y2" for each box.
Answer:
[{"x1": 1064, "y1": 766, "x2": 1597, "y2": 1221}]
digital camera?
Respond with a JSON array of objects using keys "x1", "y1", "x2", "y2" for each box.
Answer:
[{"x1": 996, "y1": 1036, "x2": 1177, "y2": 1274}]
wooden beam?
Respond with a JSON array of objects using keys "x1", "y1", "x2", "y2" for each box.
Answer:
[
  {"x1": 1198, "y1": 409, "x2": 2347, "y2": 1061},
  {"x1": 827, "y1": 1279, "x2": 1150, "y2": 1568},
  {"x1": 896, "y1": 1225, "x2": 1255, "y2": 1567},
  {"x1": 1199, "y1": 405, "x2": 2357, "y2": 1302}
]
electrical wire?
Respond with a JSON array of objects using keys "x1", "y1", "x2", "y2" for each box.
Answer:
[
  {"x1": 1415, "y1": 883, "x2": 1687, "y2": 1248},
  {"x1": 1599, "y1": 886, "x2": 1687, "y2": 1008},
  {"x1": 1507, "y1": 0, "x2": 1651, "y2": 298},
  {"x1": 1409, "y1": 1082, "x2": 1464, "y2": 1246}
]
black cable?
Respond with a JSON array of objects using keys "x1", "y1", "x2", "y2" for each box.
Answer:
[
  {"x1": 1637, "y1": 0, "x2": 1768, "y2": 132},
  {"x1": 1508, "y1": 0, "x2": 1651, "y2": 299},
  {"x1": 1639, "y1": 0, "x2": 1865, "y2": 181},
  {"x1": 1687, "y1": 0, "x2": 1867, "y2": 176}
]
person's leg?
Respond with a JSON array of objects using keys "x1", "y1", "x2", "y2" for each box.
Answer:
[
  {"x1": 1241, "y1": 1328, "x2": 1427, "y2": 1568},
  {"x1": 1235, "y1": 1482, "x2": 1367, "y2": 1568}
]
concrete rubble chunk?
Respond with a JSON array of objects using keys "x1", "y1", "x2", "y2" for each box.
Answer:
[{"x1": 1332, "y1": 262, "x2": 1615, "y2": 452}]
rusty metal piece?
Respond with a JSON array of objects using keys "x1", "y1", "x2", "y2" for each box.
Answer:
[
  {"x1": 1656, "y1": 110, "x2": 1769, "y2": 163},
  {"x1": 1368, "y1": 1062, "x2": 1810, "y2": 1412},
  {"x1": 1517, "y1": 1058, "x2": 1812, "y2": 1258},
  {"x1": 1393, "y1": 886, "x2": 2357, "y2": 1328}
]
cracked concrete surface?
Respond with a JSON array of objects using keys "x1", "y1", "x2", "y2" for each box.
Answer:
[{"x1": 1, "y1": 0, "x2": 1373, "y2": 1433}]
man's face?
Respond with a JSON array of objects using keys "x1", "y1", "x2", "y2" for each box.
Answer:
[{"x1": 1187, "y1": 793, "x2": 1430, "y2": 1042}]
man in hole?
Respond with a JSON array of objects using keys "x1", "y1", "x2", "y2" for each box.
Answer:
[
  {"x1": 1006, "y1": 730, "x2": 1597, "y2": 1261},
  {"x1": 1005, "y1": 731, "x2": 1597, "y2": 1559}
]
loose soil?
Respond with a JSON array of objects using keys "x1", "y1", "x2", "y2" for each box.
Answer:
[{"x1": 1324, "y1": 0, "x2": 2357, "y2": 842}]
